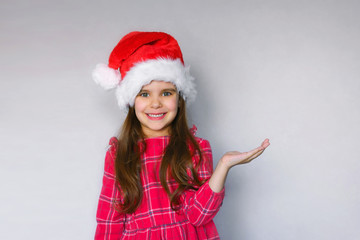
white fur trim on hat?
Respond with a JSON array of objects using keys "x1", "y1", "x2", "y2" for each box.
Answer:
[
  {"x1": 92, "y1": 63, "x2": 121, "y2": 90},
  {"x1": 115, "y1": 58, "x2": 196, "y2": 110}
]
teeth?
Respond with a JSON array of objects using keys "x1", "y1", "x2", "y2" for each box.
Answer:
[{"x1": 148, "y1": 113, "x2": 165, "y2": 117}]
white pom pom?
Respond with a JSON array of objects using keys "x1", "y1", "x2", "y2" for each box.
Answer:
[{"x1": 92, "y1": 63, "x2": 121, "y2": 90}]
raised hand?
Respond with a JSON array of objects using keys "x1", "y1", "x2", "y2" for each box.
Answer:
[
  {"x1": 221, "y1": 138, "x2": 270, "y2": 169},
  {"x1": 209, "y1": 138, "x2": 270, "y2": 193}
]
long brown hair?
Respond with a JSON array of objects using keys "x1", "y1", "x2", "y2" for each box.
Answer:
[{"x1": 114, "y1": 96, "x2": 205, "y2": 213}]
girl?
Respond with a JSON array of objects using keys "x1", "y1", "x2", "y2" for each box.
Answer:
[{"x1": 92, "y1": 31, "x2": 270, "y2": 240}]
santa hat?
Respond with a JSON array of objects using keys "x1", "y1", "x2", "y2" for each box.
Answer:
[{"x1": 92, "y1": 31, "x2": 196, "y2": 110}]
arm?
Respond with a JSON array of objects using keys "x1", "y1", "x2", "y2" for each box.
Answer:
[
  {"x1": 182, "y1": 139, "x2": 225, "y2": 226},
  {"x1": 95, "y1": 139, "x2": 125, "y2": 240},
  {"x1": 209, "y1": 138, "x2": 270, "y2": 193}
]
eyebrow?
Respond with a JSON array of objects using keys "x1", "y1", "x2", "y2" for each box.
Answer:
[
  {"x1": 139, "y1": 88, "x2": 177, "y2": 92},
  {"x1": 162, "y1": 88, "x2": 177, "y2": 92}
]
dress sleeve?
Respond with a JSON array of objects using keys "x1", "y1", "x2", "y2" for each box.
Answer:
[
  {"x1": 181, "y1": 139, "x2": 225, "y2": 227},
  {"x1": 95, "y1": 138, "x2": 125, "y2": 239}
]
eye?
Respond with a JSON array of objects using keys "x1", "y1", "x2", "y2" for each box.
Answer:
[
  {"x1": 162, "y1": 91, "x2": 172, "y2": 96},
  {"x1": 139, "y1": 92, "x2": 149, "y2": 97}
]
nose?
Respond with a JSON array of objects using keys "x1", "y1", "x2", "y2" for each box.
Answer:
[{"x1": 150, "y1": 96, "x2": 162, "y2": 108}]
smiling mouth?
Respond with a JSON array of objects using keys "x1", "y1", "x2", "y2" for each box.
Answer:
[{"x1": 147, "y1": 113, "x2": 165, "y2": 117}]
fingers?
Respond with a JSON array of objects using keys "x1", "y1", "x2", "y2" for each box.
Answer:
[
  {"x1": 262, "y1": 138, "x2": 270, "y2": 148},
  {"x1": 239, "y1": 139, "x2": 270, "y2": 164},
  {"x1": 242, "y1": 149, "x2": 264, "y2": 164},
  {"x1": 247, "y1": 145, "x2": 265, "y2": 157},
  {"x1": 237, "y1": 147, "x2": 263, "y2": 164},
  {"x1": 225, "y1": 139, "x2": 270, "y2": 166},
  {"x1": 247, "y1": 149, "x2": 265, "y2": 162}
]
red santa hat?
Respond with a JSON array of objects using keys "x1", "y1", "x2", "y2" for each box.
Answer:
[{"x1": 92, "y1": 31, "x2": 196, "y2": 110}]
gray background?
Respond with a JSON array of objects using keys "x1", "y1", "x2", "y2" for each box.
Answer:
[{"x1": 1, "y1": 0, "x2": 359, "y2": 239}]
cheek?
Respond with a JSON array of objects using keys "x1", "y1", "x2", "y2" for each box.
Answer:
[
  {"x1": 134, "y1": 98, "x2": 147, "y2": 114},
  {"x1": 167, "y1": 97, "x2": 179, "y2": 112}
]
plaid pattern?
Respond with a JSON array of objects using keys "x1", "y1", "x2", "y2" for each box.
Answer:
[{"x1": 95, "y1": 135, "x2": 225, "y2": 240}]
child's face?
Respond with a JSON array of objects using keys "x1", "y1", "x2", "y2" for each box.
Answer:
[{"x1": 134, "y1": 80, "x2": 179, "y2": 138}]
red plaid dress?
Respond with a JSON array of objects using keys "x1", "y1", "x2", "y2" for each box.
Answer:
[{"x1": 95, "y1": 130, "x2": 225, "y2": 239}]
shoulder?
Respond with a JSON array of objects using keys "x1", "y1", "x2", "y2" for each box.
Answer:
[
  {"x1": 190, "y1": 125, "x2": 211, "y2": 149},
  {"x1": 194, "y1": 136, "x2": 211, "y2": 150},
  {"x1": 191, "y1": 137, "x2": 213, "y2": 170},
  {"x1": 102, "y1": 137, "x2": 118, "y2": 174},
  {"x1": 189, "y1": 125, "x2": 212, "y2": 152},
  {"x1": 108, "y1": 136, "x2": 118, "y2": 148},
  {"x1": 107, "y1": 137, "x2": 118, "y2": 158}
]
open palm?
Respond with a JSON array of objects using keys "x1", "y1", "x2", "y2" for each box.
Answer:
[{"x1": 221, "y1": 139, "x2": 270, "y2": 168}]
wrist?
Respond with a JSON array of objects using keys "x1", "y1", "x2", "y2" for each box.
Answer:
[
  {"x1": 209, "y1": 159, "x2": 230, "y2": 193},
  {"x1": 219, "y1": 156, "x2": 232, "y2": 171},
  {"x1": 214, "y1": 159, "x2": 231, "y2": 177}
]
